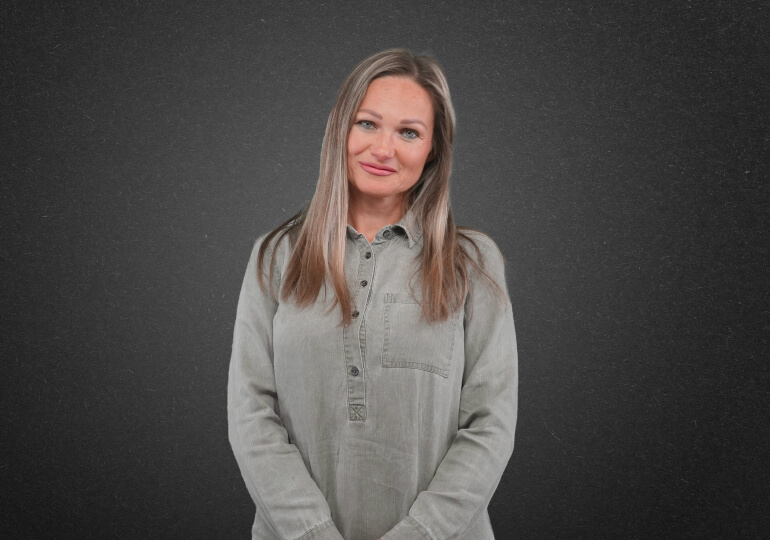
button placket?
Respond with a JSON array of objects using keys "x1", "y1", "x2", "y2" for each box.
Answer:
[{"x1": 344, "y1": 238, "x2": 376, "y2": 422}]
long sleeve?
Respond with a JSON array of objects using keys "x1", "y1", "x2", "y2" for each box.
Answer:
[
  {"x1": 382, "y1": 238, "x2": 519, "y2": 540},
  {"x1": 228, "y1": 237, "x2": 344, "y2": 540}
]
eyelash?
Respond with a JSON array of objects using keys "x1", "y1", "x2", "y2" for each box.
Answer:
[{"x1": 356, "y1": 120, "x2": 420, "y2": 141}]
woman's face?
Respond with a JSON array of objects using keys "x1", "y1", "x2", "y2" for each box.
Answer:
[{"x1": 347, "y1": 76, "x2": 434, "y2": 205}]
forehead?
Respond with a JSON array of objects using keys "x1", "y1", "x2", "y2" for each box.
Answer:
[{"x1": 359, "y1": 76, "x2": 434, "y2": 122}]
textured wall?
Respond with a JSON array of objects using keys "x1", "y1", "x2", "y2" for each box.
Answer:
[{"x1": 2, "y1": 0, "x2": 767, "y2": 538}]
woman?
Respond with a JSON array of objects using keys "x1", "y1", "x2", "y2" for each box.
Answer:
[{"x1": 228, "y1": 49, "x2": 518, "y2": 540}]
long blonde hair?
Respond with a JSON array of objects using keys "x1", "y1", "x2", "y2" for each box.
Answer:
[{"x1": 259, "y1": 49, "x2": 500, "y2": 325}]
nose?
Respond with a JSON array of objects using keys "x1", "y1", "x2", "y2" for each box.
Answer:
[{"x1": 371, "y1": 131, "x2": 395, "y2": 161}]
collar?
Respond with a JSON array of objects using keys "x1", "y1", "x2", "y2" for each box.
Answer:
[
  {"x1": 395, "y1": 207, "x2": 423, "y2": 248},
  {"x1": 346, "y1": 207, "x2": 423, "y2": 248}
]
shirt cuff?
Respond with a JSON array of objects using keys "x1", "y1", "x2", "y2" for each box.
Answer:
[
  {"x1": 296, "y1": 520, "x2": 344, "y2": 540},
  {"x1": 382, "y1": 516, "x2": 434, "y2": 540}
]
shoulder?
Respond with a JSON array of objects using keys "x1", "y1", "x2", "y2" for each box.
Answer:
[
  {"x1": 457, "y1": 227, "x2": 510, "y2": 307},
  {"x1": 247, "y1": 209, "x2": 305, "y2": 266},
  {"x1": 244, "y1": 224, "x2": 296, "y2": 294},
  {"x1": 457, "y1": 227, "x2": 506, "y2": 270},
  {"x1": 254, "y1": 229, "x2": 291, "y2": 256},
  {"x1": 251, "y1": 224, "x2": 295, "y2": 267}
]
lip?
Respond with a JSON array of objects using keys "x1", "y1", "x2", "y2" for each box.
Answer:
[{"x1": 360, "y1": 162, "x2": 397, "y2": 176}]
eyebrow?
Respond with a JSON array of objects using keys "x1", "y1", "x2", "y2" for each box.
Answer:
[{"x1": 358, "y1": 108, "x2": 429, "y2": 130}]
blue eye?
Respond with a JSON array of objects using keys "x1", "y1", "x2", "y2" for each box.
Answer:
[
  {"x1": 357, "y1": 120, "x2": 375, "y2": 130},
  {"x1": 401, "y1": 129, "x2": 419, "y2": 140}
]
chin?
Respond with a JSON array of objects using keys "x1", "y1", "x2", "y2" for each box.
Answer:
[{"x1": 351, "y1": 180, "x2": 399, "y2": 198}]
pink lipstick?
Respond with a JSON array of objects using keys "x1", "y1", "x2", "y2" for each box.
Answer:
[{"x1": 360, "y1": 162, "x2": 396, "y2": 176}]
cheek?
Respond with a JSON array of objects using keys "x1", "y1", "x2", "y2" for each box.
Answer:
[
  {"x1": 347, "y1": 131, "x2": 364, "y2": 156},
  {"x1": 346, "y1": 133, "x2": 365, "y2": 177},
  {"x1": 405, "y1": 146, "x2": 431, "y2": 171}
]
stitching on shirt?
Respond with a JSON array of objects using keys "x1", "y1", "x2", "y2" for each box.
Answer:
[
  {"x1": 404, "y1": 516, "x2": 436, "y2": 540},
  {"x1": 349, "y1": 404, "x2": 366, "y2": 421},
  {"x1": 382, "y1": 361, "x2": 449, "y2": 377},
  {"x1": 382, "y1": 303, "x2": 458, "y2": 377},
  {"x1": 293, "y1": 519, "x2": 336, "y2": 540}
]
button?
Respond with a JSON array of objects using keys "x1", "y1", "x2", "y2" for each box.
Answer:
[
  {"x1": 360, "y1": 280, "x2": 368, "y2": 287},
  {"x1": 352, "y1": 310, "x2": 359, "y2": 318},
  {"x1": 383, "y1": 230, "x2": 392, "y2": 239},
  {"x1": 349, "y1": 366, "x2": 360, "y2": 376},
  {"x1": 365, "y1": 252, "x2": 372, "y2": 259}
]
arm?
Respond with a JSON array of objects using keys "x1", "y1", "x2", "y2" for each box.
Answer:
[
  {"x1": 228, "y1": 237, "x2": 344, "y2": 540},
  {"x1": 382, "y1": 239, "x2": 519, "y2": 540}
]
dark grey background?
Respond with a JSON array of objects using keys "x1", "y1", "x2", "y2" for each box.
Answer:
[{"x1": 2, "y1": 1, "x2": 768, "y2": 538}]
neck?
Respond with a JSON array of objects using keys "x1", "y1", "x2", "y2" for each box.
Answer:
[{"x1": 348, "y1": 192, "x2": 404, "y2": 243}]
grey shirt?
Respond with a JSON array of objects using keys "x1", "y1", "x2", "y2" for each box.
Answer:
[{"x1": 228, "y1": 212, "x2": 518, "y2": 540}]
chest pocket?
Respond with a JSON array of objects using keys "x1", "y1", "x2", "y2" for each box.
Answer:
[{"x1": 382, "y1": 292, "x2": 459, "y2": 378}]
